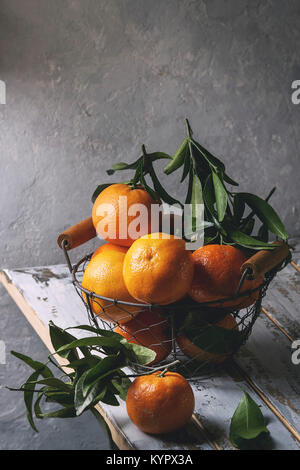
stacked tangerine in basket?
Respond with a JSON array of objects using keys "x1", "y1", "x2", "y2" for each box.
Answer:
[{"x1": 81, "y1": 183, "x2": 263, "y2": 366}]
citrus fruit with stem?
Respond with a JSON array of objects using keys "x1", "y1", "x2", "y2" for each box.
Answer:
[
  {"x1": 81, "y1": 244, "x2": 140, "y2": 324},
  {"x1": 123, "y1": 233, "x2": 194, "y2": 305},
  {"x1": 92, "y1": 183, "x2": 160, "y2": 247},
  {"x1": 189, "y1": 244, "x2": 264, "y2": 309},
  {"x1": 126, "y1": 370, "x2": 195, "y2": 434},
  {"x1": 114, "y1": 309, "x2": 172, "y2": 365}
]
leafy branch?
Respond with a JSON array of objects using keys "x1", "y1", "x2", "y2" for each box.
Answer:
[{"x1": 7, "y1": 321, "x2": 157, "y2": 433}]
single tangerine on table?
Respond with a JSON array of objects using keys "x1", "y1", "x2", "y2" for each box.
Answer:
[
  {"x1": 81, "y1": 244, "x2": 139, "y2": 324},
  {"x1": 123, "y1": 233, "x2": 195, "y2": 305},
  {"x1": 189, "y1": 244, "x2": 264, "y2": 310},
  {"x1": 176, "y1": 313, "x2": 238, "y2": 364},
  {"x1": 92, "y1": 183, "x2": 160, "y2": 247},
  {"x1": 126, "y1": 371, "x2": 195, "y2": 434},
  {"x1": 114, "y1": 309, "x2": 172, "y2": 365}
]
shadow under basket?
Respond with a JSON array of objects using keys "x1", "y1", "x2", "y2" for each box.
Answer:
[{"x1": 58, "y1": 217, "x2": 291, "y2": 378}]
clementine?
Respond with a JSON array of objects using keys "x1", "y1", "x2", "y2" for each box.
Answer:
[
  {"x1": 123, "y1": 233, "x2": 194, "y2": 305},
  {"x1": 114, "y1": 309, "x2": 172, "y2": 365},
  {"x1": 92, "y1": 183, "x2": 160, "y2": 247},
  {"x1": 81, "y1": 247, "x2": 140, "y2": 324},
  {"x1": 126, "y1": 371, "x2": 195, "y2": 434},
  {"x1": 189, "y1": 244, "x2": 264, "y2": 309},
  {"x1": 91, "y1": 242, "x2": 128, "y2": 259},
  {"x1": 176, "y1": 314, "x2": 239, "y2": 364}
]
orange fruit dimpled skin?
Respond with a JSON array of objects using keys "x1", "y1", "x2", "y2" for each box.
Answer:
[
  {"x1": 177, "y1": 314, "x2": 238, "y2": 364},
  {"x1": 123, "y1": 233, "x2": 195, "y2": 305},
  {"x1": 114, "y1": 309, "x2": 172, "y2": 365},
  {"x1": 81, "y1": 246, "x2": 139, "y2": 324},
  {"x1": 189, "y1": 244, "x2": 264, "y2": 309},
  {"x1": 126, "y1": 371, "x2": 195, "y2": 434},
  {"x1": 92, "y1": 183, "x2": 160, "y2": 247},
  {"x1": 91, "y1": 243, "x2": 128, "y2": 259}
]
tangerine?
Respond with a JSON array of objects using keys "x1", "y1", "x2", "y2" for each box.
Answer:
[
  {"x1": 114, "y1": 309, "x2": 172, "y2": 365},
  {"x1": 189, "y1": 244, "x2": 263, "y2": 309},
  {"x1": 123, "y1": 233, "x2": 194, "y2": 305},
  {"x1": 92, "y1": 183, "x2": 160, "y2": 247},
  {"x1": 126, "y1": 371, "x2": 195, "y2": 434}
]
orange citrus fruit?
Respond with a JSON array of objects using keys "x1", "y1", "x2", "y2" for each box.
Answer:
[
  {"x1": 177, "y1": 314, "x2": 238, "y2": 364},
  {"x1": 92, "y1": 183, "x2": 160, "y2": 247},
  {"x1": 126, "y1": 371, "x2": 195, "y2": 434},
  {"x1": 81, "y1": 246, "x2": 140, "y2": 324},
  {"x1": 189, "y1": 244, "x2": 264, "y2": 309},
  {"x1": 114, "y1": 309, "x2": 172, "y2": 365},
  {"x1": 123, "y1": 233, "x2": 194, "y2": 305},
  {"x1": 91, "y1": 243, "x2": 128, "y2": 259}
]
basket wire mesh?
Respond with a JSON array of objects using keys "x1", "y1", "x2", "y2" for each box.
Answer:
[{"x1": 62, "y1": 241, "x2": 285, "y2": 378}]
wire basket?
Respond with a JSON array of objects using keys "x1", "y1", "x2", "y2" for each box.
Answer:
[{"x1": 58, "y1": 218, "x2": 290, "y2": 378}]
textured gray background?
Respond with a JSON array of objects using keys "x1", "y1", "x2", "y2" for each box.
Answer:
[{"x1": 0, "y1": 0, "x2": 299, "y2": 450}]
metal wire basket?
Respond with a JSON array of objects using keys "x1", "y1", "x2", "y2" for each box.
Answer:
[{"x1": 58, "y1": 218, "x2": 290, "y2": 378}]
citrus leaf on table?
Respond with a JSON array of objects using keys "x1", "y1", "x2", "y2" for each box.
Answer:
[
  {"x1": 66, "y1": 324, "x2": 123, "y2": 339},
  {"x1": 164, "y1": 138, "x2": 189, "y2": 175},
  {"x1": 111, "y1": 375, "x2": 132, "y2": 401},
  {"x1": 74, "y1": 370, "x2": 107, "y2": 416},
  {"x1": 10, "y1": 351, "x2": 53, "y2": 378},
  {"x1": 91, "y1": 183, "x2": 112, "y2": 203},
  {"x1": 54, "y1": 336, "x2": 122, "y2": 355},
  {"x1": 24, "y1": 370, "x2": 40, "y2": 432},
  {"x1": 49, "y1": 321, "x2": 79, "y2": 361},
  {"x1": 212, "y1": 171, "x2": 228, "y2": 222},
  {"x1": 230, "y1": 391, "x2": 269, "y2": 449},
  {"x1": 82, "y1": 354, "x2": 123, "y2": 397},
  {"x1": 29, "y1": 377, "x2": 72, "y2": 392},
  {"x1": 45, "y1": 391, "x2": 74, "y2": 407},
  {"x1": 67, "y1": 356, "x2": 100, "y2": 371},
  {"x1": 237, "y1": 193, "x2": 288, "y2": 240}
]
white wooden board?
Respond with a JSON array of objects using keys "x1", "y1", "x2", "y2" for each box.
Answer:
[{"x1": 1, "y1": 261, "x2": 300, "y2": 450}]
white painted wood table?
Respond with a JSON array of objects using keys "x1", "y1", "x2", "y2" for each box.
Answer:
[{"x1": 1, "y1": 238, "x2": 300, "y2": 450}]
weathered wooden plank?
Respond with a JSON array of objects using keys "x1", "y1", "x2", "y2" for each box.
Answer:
[
  {"x1": 1, "y1": 265, "x2": 300, "y2": 449},
  {"x1": 234, "y1": 311, "x2": 300, "y2": 436}
]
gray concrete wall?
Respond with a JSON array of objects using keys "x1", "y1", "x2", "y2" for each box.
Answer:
[{"x1": 0, "y1": 0, "x2": 299, "y2": 449}]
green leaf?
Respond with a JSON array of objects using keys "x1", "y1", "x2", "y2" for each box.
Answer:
[
  {"x1": 106, "y1": 159, "x2": 140, "y2": 175},
  {"x1": 54, "y1": 336, "x2": 122, "y2": 355},
  {"x1": 148, "y1": 163, "x2": 182, "y2": 206},
  {"x1": 67, "y1": 357, "x2": 100, "y2": 371},
  {"x1": 181, "y1": 152, "x2": 191, "y2": 183},
  {"x1": 212, "y1": 171, "x2": 228, "y2": 222},
  {"x1": 258, "y1": 224, "x2": 269, "y2": 243},
  {"x1": 24, "y1": 371, "x2": 40, "y2": 432},
  {"x1": 228, "y1": 228, "x2": 276, "y2": 250},
  {"x1": 164, "y1": 138, "x2": 189, "y2": 175},
  {"x1": 233, "y1": 194, "x2": 245, "y2": 223},
  {"x1": 223, "y1": 173, "x2": 239, "y2": 187},
  {"x1": 31, "y1": 378, "x2": 72, "y2": 392},
  {"x1": 37, "y1": 406, "x2": 77, "y2": 419},
  {"x1": 111, "y1": 374, "x2": 132, "y2": 401},
  {"x1": 91, "y1": 184, "x2": 111, "y2": 203},
  {"x1": 230, "y1": 391, "x2": 269, "y2": 449},
  {"x1": 147, "y1": 152, "x2": 172, "y2": 162},
  {"x1": 74, "y1": 370, "x2": 107, "y2": 416},
  {"x1": 100, "y1": 389, "x2": 120, "y2": 406},
  {"x1": 238, "y1": 193, "x2": 288, "y2": 240},
  {"x1": 82, "y1": 354, "x2": 123, "y2": 396},
  {"x1": 121, "y1": 340, "x2": 156, "y2": 365},
  {"x1": 243, "y1": 218, "x2": 255, "y2": 235},
  {"x1": 66, "y1": 325, "x2": 123, "y2": 339},
  {"x1": 45, "y1": 391, "x2": 74, "y2": 407},
  {"x1": 191, "y1": 140, "x2": 225, "y2": 173},
  {"x1": 49, "y1": 322, "x2": 79, "y2": 361},
  {"x1": 10, "y1": 351, "x2": 53, "y2": 378},
  {"x1": 183, "y1": 314, "x2": 243, "y2": 355}
]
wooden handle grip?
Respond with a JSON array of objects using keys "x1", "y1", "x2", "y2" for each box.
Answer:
[
  {"x1": 241, "y1": 241, "x2": 290, "y2": 280},
  {"x1": 57, "y1": 217, "x2": 97, "y2": 250}
]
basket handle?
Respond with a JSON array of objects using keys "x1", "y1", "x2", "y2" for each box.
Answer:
[
  {"x1": 57, "y1": 217, "x2": 97, "y2": 251},
  {"x1": 241, "y1": 241, "x2": 290, "y2": 280}
]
